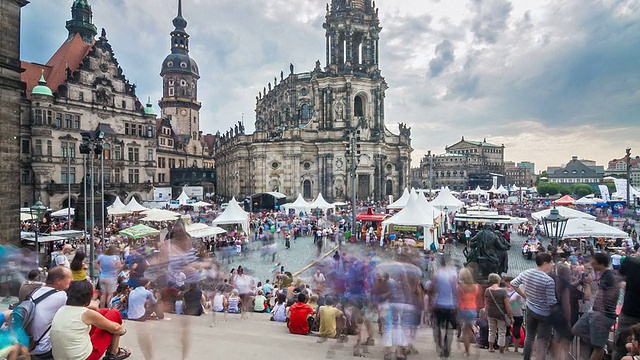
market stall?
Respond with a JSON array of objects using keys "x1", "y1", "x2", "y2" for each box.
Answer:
[{"x1": 212, "y1": 197, "x2": 250, "y2": 233}]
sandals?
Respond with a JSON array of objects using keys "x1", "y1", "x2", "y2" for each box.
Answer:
[{"x1": 104, "y1": 347, "x2": 131, "y2": 360}]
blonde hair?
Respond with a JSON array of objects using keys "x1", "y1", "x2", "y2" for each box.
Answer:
[
  {"x1": 459, "y1": 268, "x2": 475, "y2": 285},
  {"x1": 488, "y1": 273, "x2": 501, "y2": 286}
]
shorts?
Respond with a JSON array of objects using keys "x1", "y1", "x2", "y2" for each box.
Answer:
[
  {"x1": 458, "y1": 309, "x2": 477, "y2": 325},
  {"x1": 572, "y1": 311, "x2": 616, "y2": 347},
  {"x1": 99, "y1": 277, "x2": 117, "y2": 293}
]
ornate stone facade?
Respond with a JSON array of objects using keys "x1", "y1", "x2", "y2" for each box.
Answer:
[
  {"x1": 19, "y1": 1, "x2": 216, "y2": 211},
  {"x1": 0, "y1": 0, "x2": 28, "y2": 244},
  {"x1": 213, "y1": 0, "x2": 413, "y2": 202}
]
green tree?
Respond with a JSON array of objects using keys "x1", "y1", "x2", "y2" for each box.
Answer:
[
  {"x1": 571, "y1": 183, "x2": 594, "y2": 198},
  {"x1": 537, "y1": 182, "x2": 562, "y2": 196}
]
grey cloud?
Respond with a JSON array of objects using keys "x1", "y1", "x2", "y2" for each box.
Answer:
[
  {"x1": 470, "y1": 0, "x2": 513, "y2": 44},
  {"x1": 428, "y1": 39, "x2": 455, "y2": 78}
]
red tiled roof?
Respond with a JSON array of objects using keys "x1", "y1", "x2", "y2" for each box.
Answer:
[
  {"x1": 608, "y1": 156, "x2": 640, "y2": 170},
  {"x1": 22, "y1": 34, "x2": 93, "y2": 99}
]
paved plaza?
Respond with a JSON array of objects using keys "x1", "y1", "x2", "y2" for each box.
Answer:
[{"x1": 119, "y1": 311, "x2": 523, "y2": 360}]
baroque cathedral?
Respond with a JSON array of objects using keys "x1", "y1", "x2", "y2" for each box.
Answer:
[{"x1": 213, "y1": 0, "x2": 413, "y2": 202}]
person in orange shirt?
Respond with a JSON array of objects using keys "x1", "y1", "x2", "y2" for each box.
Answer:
[{"x1": 458, "y1": 268, "x2": 479, "y2": 356}]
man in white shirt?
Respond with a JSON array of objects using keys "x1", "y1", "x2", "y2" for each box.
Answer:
[
  {"x1": 464, "y1": 229, "x2": 472, "y2": 247},
  {"x1": 29, "y1": 266, "x2": 72, "y2": 360},
  {"x1": 611, "y1": 252, "x2": 622, "y2": 271}
]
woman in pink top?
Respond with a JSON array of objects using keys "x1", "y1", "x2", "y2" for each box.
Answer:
[{"x1": 457, "y1": 268, "x2": 478, "y2": 356}]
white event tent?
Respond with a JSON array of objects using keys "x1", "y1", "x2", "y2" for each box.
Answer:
[
  {"x1": 51, "y1": 208, "x2": 75, "y2": 217},
  {"x1": 107, "y1": 197, "x2": 130, "y2": 215},
  {"x1": 212, "y1": 197, "x2": 250, "y2": 233},
  {"x1": 562, "y1": 218, "x2": 629, "y2": 239},
  {"x1": 496, "y1": 185, "x2": 509, "y2": 195},
  {"x1": 382, "y1": 191, "x2": 438, "y2": 250},
  {"x1": 123, "y1": 197, "x2": 148, "y2": 212},
  {"x1": 281, "y1": 194, "x2": 312, "y2": 213},
  {"x1": 531, "y1": 206, "x2": 596, "y2": 221},
  {"x1": 309, "y1": 193, "x2": 334, "y2": 211},
  {"x1": 429, "y1": 187, "x2": 464, "y2": 211},
  {"x1": 139, "y1": 208, "x2": 181, "y2": 222},
  {"x1": 466, "y1": 186, "x2": 489, "y2": 197},
  {"x1": 185, "y1": 223, "x2": 227, "y2": 238},
  {"x1": 177, "y1": 191, "x2": 191, "y2": 205},
  {"x1": 574, "y1": 197, "x2": 598, "y2": 205},
  {"x1": 387, "y1": 188, "x2": 410, "y2": 209}
]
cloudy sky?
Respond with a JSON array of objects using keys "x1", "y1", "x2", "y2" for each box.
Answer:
[{"x1": 21, "y1": 0, "x2": 640, "y2": 172}]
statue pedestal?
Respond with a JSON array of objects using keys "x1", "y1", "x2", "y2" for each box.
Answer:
[{"x1": 74, "y1": 192, "x2": 106, "y2": 230}]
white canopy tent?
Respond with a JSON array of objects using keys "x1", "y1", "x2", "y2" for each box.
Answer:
[
  {"x1": 185, "y1": 223, "x2": 227, "y2": 238},
  {"x1": 107, "y1": 196, "x2": 130, "y2": 215},
  {"x1": 123, "y1": 197, "x2": 148, "y2": 212},
  {"x1": 177, "y1": 191, "x2": 191, "y2": 206},
  {"x1": 487, "y1": 185, "x2": 499, "y2": 194},
  {"x1": 387, "y1": 188, "x2": 410, "y2": 209},
  {"x1": 309, "y1": 193, "x2": 334, "y2": 211},
  {"x1": 531, "y1": 206, "x2": 596, "y2": 221},
  {"x1": 51, "y1": 208, "x2": 75, "y2": 217},
  {"x1": 496, "y1": 185, "x2": 509, "y2": 195},
  {"x1": 562, "y1": 218, "x2": 629, "y2": 239},
  {"x1": 417, "y1": 191, "x2": 442, "y2": 218},
  {"x1": 281, "y1": 193, "x2": 312, "y2": 213},
  {"x1": 107, "y1": 197, "x2": 125, "y2": 210},
  {"x1": 139, "y1": 208, "x2": 181, "y2": 222},
  {"x1": 575, "y1": 197, "x2": 598, "y2": 205},
  {"x1": 429, "y1": 187, "x2": 464, "y2": 211},
  {"x1": 212, "y1": 197, "x2": 250, "y2": 233},
  {"x1": 466, "y1": 186, "x2": 489, "y2": 197},
  {"x1": 189, "y1": 201, "x2": 213, "y2": 209},
  {"x1": 382, "y1": 191, "x2": 439, "y2": 250}
]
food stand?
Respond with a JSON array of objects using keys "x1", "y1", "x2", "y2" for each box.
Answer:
[{"x1": 355, "y1": 208, "x2": 389, "y2": 241}]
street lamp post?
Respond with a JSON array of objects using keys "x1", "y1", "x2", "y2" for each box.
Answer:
[
  {"x1": 542, "y1": 205, "x2": 568, "y2": 250},
  {"x1": 30, "y1": 198, "x2": 48, "y2": 268},
  {"x1": 79, "y1": 129, "x2": 104, "y2": 279}
]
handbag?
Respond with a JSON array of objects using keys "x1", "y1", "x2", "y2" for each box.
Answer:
[{"x1": 488, "y1": 289, "x2": 512, "y2": 326}]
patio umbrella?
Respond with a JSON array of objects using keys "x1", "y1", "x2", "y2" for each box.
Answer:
[{"x1": 119, "y1": 224, "x2": 160, "y2": 239}]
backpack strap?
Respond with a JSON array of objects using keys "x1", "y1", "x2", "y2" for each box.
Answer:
[
  {"x1": 31, "y1": 289, "x2": 57, "y2": 305},
  {"x1": 31, "y1": 289, "x2": 58, "y2": 346}
]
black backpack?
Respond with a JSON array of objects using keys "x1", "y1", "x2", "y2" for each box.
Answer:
[{"x1": 9, "y1": 289, "x2": 57, "y2": 351}]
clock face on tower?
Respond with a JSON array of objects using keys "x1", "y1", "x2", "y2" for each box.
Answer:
[{"x1": 180, "y1": 109, "x2": 188, "y2": 116}]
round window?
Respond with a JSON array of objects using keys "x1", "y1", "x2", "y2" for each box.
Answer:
[
  {"x1": 301, "y1": 88, "x2": 308, "y2": 96},
  {"x1": 271, "y1": 161, "x2": 279, "y2": 170},
  {"x1": 303, "y1": 162, "x2": 311, "y2": 170},
  {"x1": 180, "y1": 80, "x2": 187, "y2": 86},
  {"x1": 180, "y1": 62, "x2": 188, "y2": 68},
  {"x1": 386, "y1": 164, "x2": 392, "y2": 171},
  {"x1": 166, "y1": 61, "x2": 174, "y2": 67}
]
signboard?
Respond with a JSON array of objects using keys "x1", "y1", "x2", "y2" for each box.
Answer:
[
  {"x1": 391, "y1": 225, "x2": 419, "y2": 233},
  {"x1": 183, "y1": 186, "x2": 204, "y2": 199},
  {"x1": 598, "y1": 185, "x2": 610, "y2": 201},
  {"x1": 153, "y1": 187, "x2": 172, "y2": 201}
]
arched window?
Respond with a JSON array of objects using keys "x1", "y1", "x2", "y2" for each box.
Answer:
[
  {"x1": 354, "y1": 95, "x2": 364, "y2": 117},
  {"x1": 385, "y1": 180, "x2": 393, "y2": 196},
  {"x1": 303, "y1": 180, "x2": 312, "y2": 199},
  {"x1": 301, "y1": 104, "x2": 310, "y2": 120}
]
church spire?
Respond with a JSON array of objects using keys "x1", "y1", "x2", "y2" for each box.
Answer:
[
  {"x1": 170, "y1": 0, "x2": 189, "y2": 55},
  {"x1": 65, "y1": 0, "x2": 97, "y2": 44}
]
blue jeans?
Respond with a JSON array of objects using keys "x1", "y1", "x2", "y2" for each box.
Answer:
[{"x1": 524, "y1": 309, "x2": 552, "y2": 360}]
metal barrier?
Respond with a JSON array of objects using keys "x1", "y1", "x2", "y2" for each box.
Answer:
[{"x1": 569, "y1": 335, "x2": 581, "y2": 360}]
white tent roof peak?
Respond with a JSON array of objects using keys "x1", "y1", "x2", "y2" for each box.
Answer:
[
  {"x1": 531, "y1": 206, "x2": 596, "y2": 221},
  {"x1": 281, "y1": 193, "x2": 312, "y2": 213},
  {"x1": 177, "y1": 191, "x2": 190, "y2": 205},
  {"x1": 388, "y1": 188, "x2": 410, "y2": 209},
  {"x1": 123, "y1": 197, "x2": 148, "y2": 212},
  {"x1": 212, "y1": 197, "x2": 249, "y2": 232},
  {"x1": 430, "y1": 186, "x2": 464, "y2": 211},
  {"x1": 310, "y1": 193, "x2": 334, "y2": 210},
  {"x1": 107, "y1": 197, "x2": 125, "y2": 210}
]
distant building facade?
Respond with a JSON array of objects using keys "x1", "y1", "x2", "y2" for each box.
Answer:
[
  {"x1": 505, "y1": 161, "x2": 535, "y2": 187},
  {"x1": 546, "y1": 156, "x2": 604, "y2": 184},
  {"x1": 517, "y1": 161, "x2": 535, "y2": 175},
  {"x1": 414, "y1": 137, "x2": 505, "y2": 191},
  {"x1": 213, "y1": 0, "x2": 412, "y2": 202},
  {"x1": 605, "y1": 155, "x2": 640, "y2": 187}
]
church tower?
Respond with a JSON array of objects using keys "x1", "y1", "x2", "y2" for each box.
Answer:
[
  {"x1": 65, "y1": 0, "x2": 97, "y2": 44},
  {"x1": 323, "y1": 0, "x2": 381, "y2": 76},
  {"x1": 159, "y1": 0, "x2": 201, "y2": 140}
]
